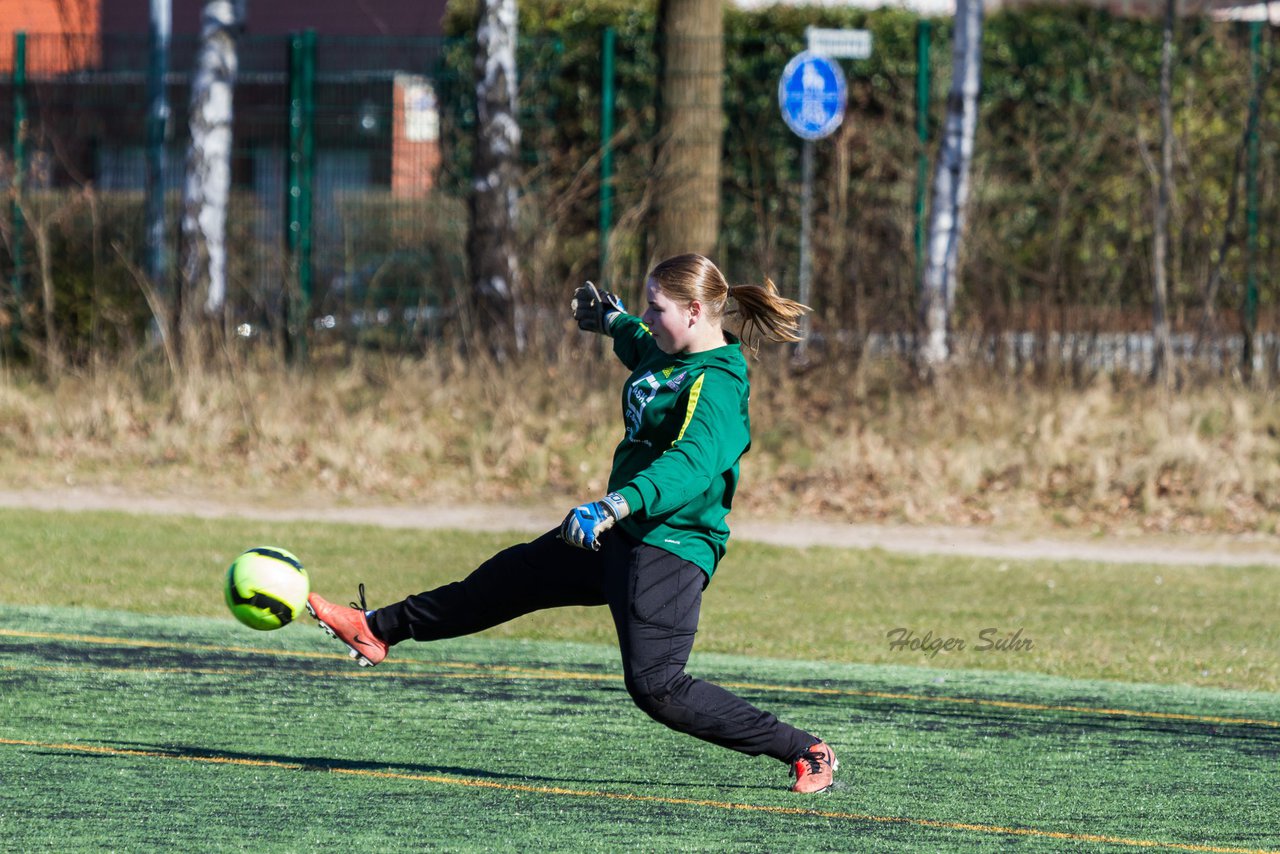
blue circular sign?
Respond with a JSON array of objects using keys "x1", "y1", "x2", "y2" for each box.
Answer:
[{"x1": 778, "y1": 50, "x2": 847, "y2": 141}]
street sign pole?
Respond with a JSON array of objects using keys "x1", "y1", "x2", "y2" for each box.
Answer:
[
  {"x1": 778, "y1": 49, "x2": 849, "y2": 362},
  {"x1": 798, "y1": 139, "x2": 815, "y2": 352}
]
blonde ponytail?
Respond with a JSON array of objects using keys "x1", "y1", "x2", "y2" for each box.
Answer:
[{"x1": 728, "y1": 279, "x2": 810, "y2": 351}]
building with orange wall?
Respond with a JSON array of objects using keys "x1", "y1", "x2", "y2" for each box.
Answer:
[
  {"x1": 1, "y1": 0, "x2": 101, "y2": 74},
  {"x1": 2, "y1": 1, "x2": 447, "y2": 195}
]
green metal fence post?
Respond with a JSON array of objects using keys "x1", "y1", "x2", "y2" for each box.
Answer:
[
  {"x1": 145, "y1": 1, "x2": 172, "y2": 296},
  {"x1": 914, "y1": 20, "x2": 931, "y2": 283},
  {"x1": 300, "y1": 29, "x2": 315, "y2": 324},
  {"x1": 286, "y1": 33, "x2": 299, "y2": 355},
  {"x1": 286, "y1": 29, "x2": 316, "y2": 362},
  {"x1": 598, "y1": 27, "x2": 616, "y2": 287},
  {"x1": 1243, "y1": 20, "x2": 1261, "y2": 377},
  {"x1": 10, "y1": 31, "x2": 28, "y2": 350}
]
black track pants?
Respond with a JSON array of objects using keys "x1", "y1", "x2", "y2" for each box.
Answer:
[{"x1": 370, "y1": 528, "x2": 817, "y2": 763}]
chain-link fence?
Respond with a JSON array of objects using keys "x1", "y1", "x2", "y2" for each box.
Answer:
[{"x1": 1, "y1": 10, "x2": 1276, "y2": 375}]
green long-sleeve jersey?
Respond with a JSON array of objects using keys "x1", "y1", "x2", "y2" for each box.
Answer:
[{"x1": 606, "y1": 313, "x2": 751, "y2": 579}]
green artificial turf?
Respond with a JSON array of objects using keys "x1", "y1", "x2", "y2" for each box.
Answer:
[
  {"x1": 3, "y1": 506, "x2": 1279, "y2": 851},
  {"x1": 2, "y1": 606, "x2": 1277, "y2": 852}
]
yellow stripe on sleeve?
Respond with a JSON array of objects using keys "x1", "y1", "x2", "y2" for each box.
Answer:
[{"x1": 675, "y1": 373, "x2": 706, "y2": 441}]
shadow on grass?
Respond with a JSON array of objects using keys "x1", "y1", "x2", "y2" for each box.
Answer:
[
  {"x1": 23, "y1": 638, "x2": 1280, "y2": 760},
  {"x1": 833, "y1": 698, "x2": 1280, "y2": 759},
  {"x1": 44, "y1": 742, "x2": 778, "y2": 793}
]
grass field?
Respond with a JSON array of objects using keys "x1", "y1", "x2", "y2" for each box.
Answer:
[
  {"x1": 2, "y1": 508, "x2": 1279, "y2": 851},
  {"x1": 5, "y1": 508, "x2": 1278, "y2": 690}
]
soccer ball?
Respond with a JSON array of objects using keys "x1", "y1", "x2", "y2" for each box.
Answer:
[{"x1": 224, "y1": 546, "x2": 310, "y2": 631}]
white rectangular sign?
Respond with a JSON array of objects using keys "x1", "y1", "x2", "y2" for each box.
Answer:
[
  {"x1": 401, "y1": 76, "x2": 440, "y2": 143},
  {"x1": 805, "y1": 27, "x2": 873, "y2": 60}
]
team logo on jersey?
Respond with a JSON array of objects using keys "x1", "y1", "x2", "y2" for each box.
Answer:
[
  {"x1": 626, "y1": 368, "x2": 693, "y2": 445},
  {"x1": 626, "y1": 372, "x2": 661, "y2": 445}
]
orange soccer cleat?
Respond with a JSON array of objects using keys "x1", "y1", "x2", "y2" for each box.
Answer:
[
  {"x1": 790, "y1": 741, "x2": 839, "y2": 794},
  {"x1": 306, "y1": 584, "x2": 388, "y2": 667}
]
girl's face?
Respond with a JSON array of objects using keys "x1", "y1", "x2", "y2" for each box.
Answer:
[{"x1": 641, "y1": 278, "x2": 694, "y2": 354}]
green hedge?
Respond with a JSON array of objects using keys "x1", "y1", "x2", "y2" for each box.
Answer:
[{"x1": 441, "y1": 1, "x2": 1274, "y2": 341}]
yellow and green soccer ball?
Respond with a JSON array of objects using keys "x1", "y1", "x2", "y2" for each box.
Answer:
[{"x1": 224, "y1": 547, "x2": 310, "y2": 631}]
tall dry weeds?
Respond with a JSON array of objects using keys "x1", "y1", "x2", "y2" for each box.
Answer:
[{"x1": 1, "y1": 348, "x2": 1276, "y2": 536}]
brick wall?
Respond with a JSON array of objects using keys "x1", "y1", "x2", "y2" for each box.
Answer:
[{"x1": 391, "y1": 74, "x2": 442, "y2": 198}]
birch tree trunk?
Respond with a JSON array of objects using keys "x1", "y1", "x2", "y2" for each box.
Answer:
[
  {"x1": 467, "y1": 0, "x2": 525, "y2": 357},
  {"x1": 918, "y1": 0, "x2": 983, "y2": 372},
  {"x1": 179, "y1": 0, "x2": 239, "y2": 357},
  {"x1": 1150, "y1": 0, "x2": 1175, "y2": 387},
  {"x1": 652, "y1": 0, "x2": 723, "y2": 260}
]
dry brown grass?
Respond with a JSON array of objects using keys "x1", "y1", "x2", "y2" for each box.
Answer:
[
  {"x1": 746, "y1": 357, "x2": 1280, "y2": 535},
  {"x1": 2, "y1": 347, "x2": 1277, "y2": 537}
]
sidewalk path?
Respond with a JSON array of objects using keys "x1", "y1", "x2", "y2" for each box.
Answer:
[{"x1": 4, "y1": 487, "x2": 1277, "y2": 568}]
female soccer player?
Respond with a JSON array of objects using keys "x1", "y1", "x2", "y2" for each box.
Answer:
[{"x1": 307, "y1": 253, "x2": 838, "y2": 793}]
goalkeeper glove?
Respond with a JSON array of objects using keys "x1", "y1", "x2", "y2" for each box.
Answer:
[
  {"x1": 572, "y1": 282, "x2": 625, "y2": 334},
  {"x1": 560, "y1": 492, "x2": 630, "y2": 551}
]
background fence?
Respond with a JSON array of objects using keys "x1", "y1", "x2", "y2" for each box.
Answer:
[{"x1": 0, "y1": 7, "x2": 1276, "y2": 376}]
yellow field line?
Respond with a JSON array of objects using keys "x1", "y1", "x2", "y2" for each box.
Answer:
[
  {"x1": 0, "y1": 736, "x2": 1273, "y2": 854},
  {"x1": 2, "y1": 627, "x2": 1278, "y2": 730}
]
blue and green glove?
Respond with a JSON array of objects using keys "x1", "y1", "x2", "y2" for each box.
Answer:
[{"x1": 560, "y1": 492, "x2": 630, "y2": 551}]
